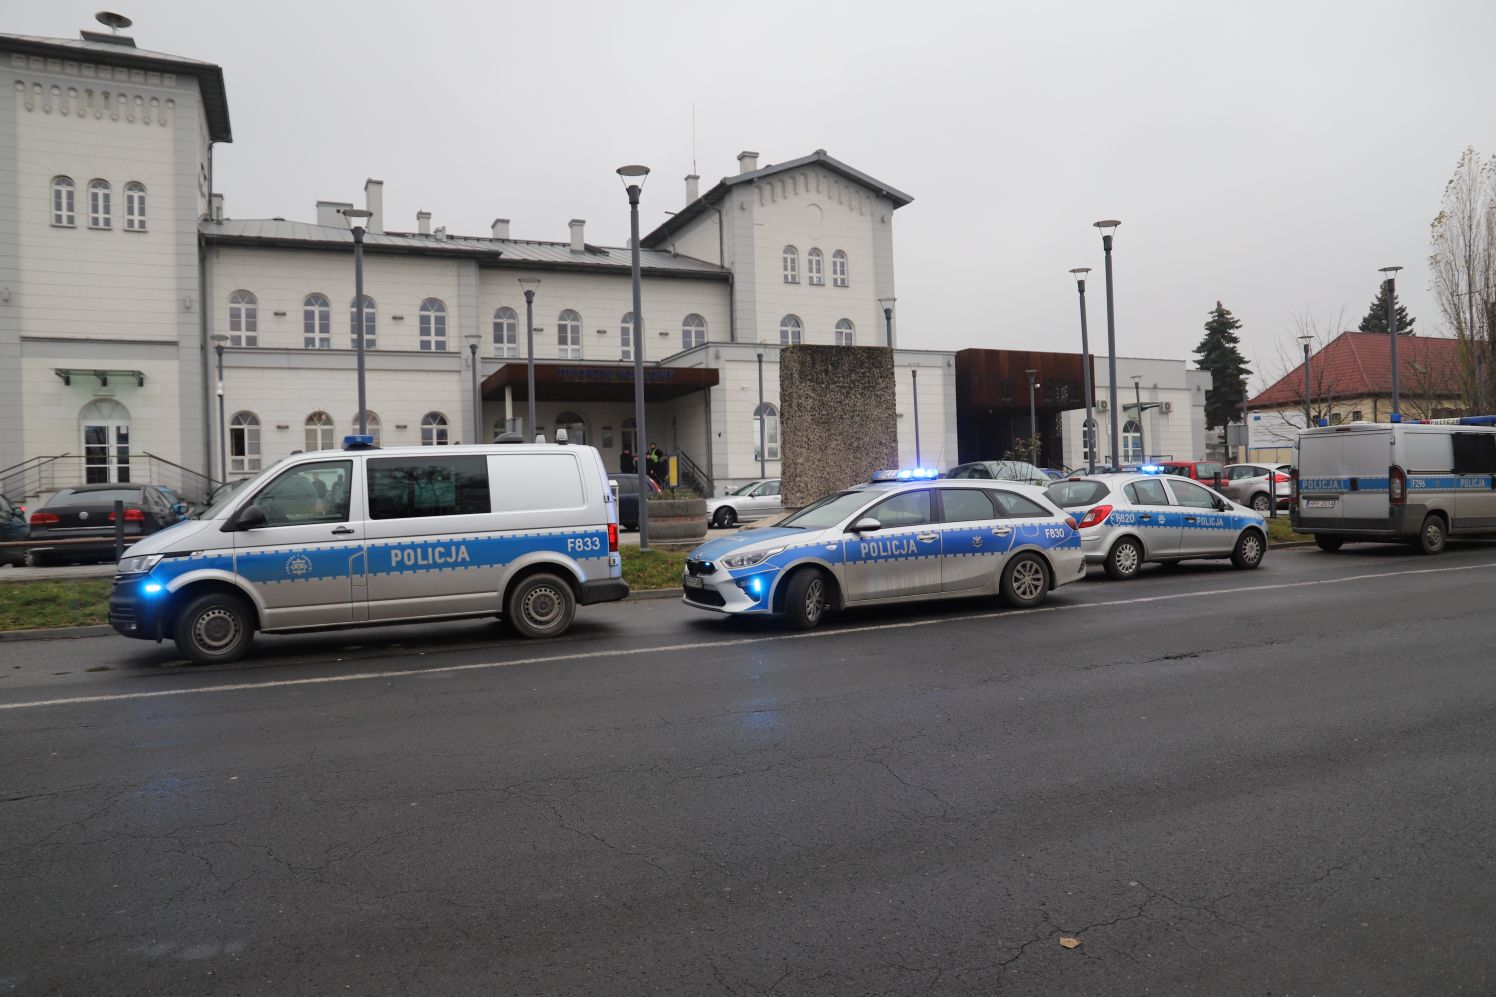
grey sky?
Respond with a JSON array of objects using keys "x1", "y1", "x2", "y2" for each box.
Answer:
[{"x1": 18, "y1": 1, "x2": 1496, "y2": 388}]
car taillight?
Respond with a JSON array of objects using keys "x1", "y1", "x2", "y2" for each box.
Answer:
[
  {"x1": 608, "y1": 522, "x2": 619, "y2": 553},
  {"x1": 1273, "y1": 473, "x2": 1290, "y2": 483},
  {"x1": 29, "y1": 512, "x2": 59, "y2": 525},
  {"x1": 107, "y1": 508, "x2": 146, "y2": 522},
  {"x1": 1078, "y1": 504, "x2": 1112, "y2": 529},
  {"x1": 1389, "y1": 465, "x2": 1406, "y2": 505}
]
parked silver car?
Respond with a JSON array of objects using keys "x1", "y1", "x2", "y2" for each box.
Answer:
[
  {"x1": 1221, "y1": 463, "x2": 1294, "y2": 513},
  {"x1": 944, "y1": 460, "x2": 1051, "y2": 486},
  {"x1": 707, "y1": 479, "x2": 783, "y2": 528},
  {"x1": 1044, "y1": 472, "x2": 1268, "y2": 579}
]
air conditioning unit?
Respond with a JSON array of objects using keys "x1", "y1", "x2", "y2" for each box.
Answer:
[
  {"x1": 1097, "y1": 399, "x2": 1109, "y2": 412},
  {"x1": 1161, "y1": 401, "x2": 1174, "y2": 414}
]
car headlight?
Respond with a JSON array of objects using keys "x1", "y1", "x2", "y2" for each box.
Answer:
[
  {"x1": 720, "y1": 546, "x2": 786, "y2": 570},
  {"x1": 117, "y1": 553, "x2": 163, "y2": 575}
]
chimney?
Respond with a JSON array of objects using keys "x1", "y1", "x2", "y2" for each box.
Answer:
[
  {"x1": 209, "y1": 193, "x2": 224, "y2": 221},
  {"x1": 363, "y1": 179, "x2": 384, "y2": 234},
  {"x1": 491, "y1": 218, "x2": 510, "y2": 240},
  {"x1": 417, "y1": 210, "x2": 431, "y2": 236},
  {"x1": 569, "y1": 219, "x2": 585, "y2": 253},
  {"x1": 433, "y1": 225, "x2": 447, "y2": 241},
  {"x1": 737, "y1": 151, "x2": 759, "y2": 174},
  {"x1": 317, "y1": 200, "x2": 353, "y2": 227},
  {"x1": 685, "y1": 174, "x2": 700, "y2": 203}
]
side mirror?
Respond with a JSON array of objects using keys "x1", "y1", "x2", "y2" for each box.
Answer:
[
  {"x1": 849, "y1": 517, "x2": 882, "y2": 533},
  {"x1": 172, "y1": 502, "x2": 187, "y2": 515},
  {"x1": 233, "y1": 504, "x2": 268, "y2": 531},
  {"x1": 1215, "y1": 497, "x2": 1231, "y2": 512}
]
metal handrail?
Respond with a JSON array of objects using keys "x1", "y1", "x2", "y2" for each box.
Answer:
[{"x1": 674, "y1": 448, "x2": 711, "y2": 496}]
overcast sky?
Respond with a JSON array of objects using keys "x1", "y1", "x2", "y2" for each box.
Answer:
[{"x1": 18, "y1": 1, "x2": 1496, "y2": 387}]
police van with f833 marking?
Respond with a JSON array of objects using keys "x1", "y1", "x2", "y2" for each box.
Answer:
[
  {"x1": 1293, "y1": 416, "x2": 1496, "y2": 554},
  {"x1": 108, "y1": 436, "x2": 627, "y2": 664}
]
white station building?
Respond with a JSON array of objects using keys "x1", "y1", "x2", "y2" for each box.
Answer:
[{"x1": 0, "y1": 25, "x2": 960, "y2": 500}]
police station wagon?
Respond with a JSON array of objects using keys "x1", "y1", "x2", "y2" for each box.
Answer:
[
  {"x1": 682, "y1": 470, "x2": 1086, "y2": 629},
  {"x1": 108, "y1": 438, "x2": 627, "y2": 664}
]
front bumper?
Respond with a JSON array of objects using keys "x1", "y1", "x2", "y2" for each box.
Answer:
[
  {"x1": 681, "y1": 566, "x2": 775, "y2": 614},
  {"x1": 108, "y1": 575, "x2": 167, "y2": 640}
]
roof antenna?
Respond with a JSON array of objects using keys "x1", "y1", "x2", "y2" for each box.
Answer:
[{"x1": 95, "y1": 11, "x2": 133, "y2": 32}]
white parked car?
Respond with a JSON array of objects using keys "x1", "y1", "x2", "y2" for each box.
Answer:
[{"x1": 707, "y1": 479, "x2": 782, "y2": 528}]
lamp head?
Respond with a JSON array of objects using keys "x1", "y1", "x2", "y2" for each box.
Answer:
[
  {"x1": 1379, "y1": 265, "x2": 1403, "y2": 285},
  {"x1": 1093, "y1": 219, "x2": 1121, "y2": 236},
  {"x1": 517, "y1": 277, "x2": 541, "y2": 299},
  {"x1": 210, "y1": 333, "x2": 229, "y2": 347},
  {"x1": 341, "y1": 207, "x2": 373, "y2": 230},
  {"x1": 1130, "y1": 374, "x2": 1141, "y2": 383},
  {"x1": 1069, "y1": 266, "x2": 1092, "y2": 276},
  {"x1": 616, "y1": 164, "x2": 650, "y2": 191},
  {"x1": 877, "y1": 296, "x2": 897, "y2": 312}
]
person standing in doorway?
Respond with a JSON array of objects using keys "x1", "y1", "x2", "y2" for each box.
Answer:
[
  {"x1": 646, "y1": 441, "x2": 665, "y2": 485},
  {"x1": 620, "y1": 448, "x2": 636, "y2": 474}
]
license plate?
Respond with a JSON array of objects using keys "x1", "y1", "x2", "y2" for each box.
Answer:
[
  {"x1": 1305, "y1": 499, "x2": 1337, "y2": 508},
  {"x1": 683, "y1": 574, "x2": 704, "y2": 589}
]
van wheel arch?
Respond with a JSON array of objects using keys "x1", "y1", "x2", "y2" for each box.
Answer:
[
  {"x1": 502, "y1": 562, "x2": 582, "y2": 613},
  {"x1": 164, "y1": 580, "x2": 262, "y2": 638}
]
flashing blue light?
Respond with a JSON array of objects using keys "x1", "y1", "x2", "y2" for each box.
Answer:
[
  {"x1": 873, "y1": 467, "x2": 940, "y2": 483},
  {"x1": 342, "y1": 434, "x2": 377, "y2": 450},
  {"x1": 1139, "y1": 464, "x2": 1165, "y2": 474},
  {"x1": 750, "y1": 577, "x2": 764, "y2": 595},
  {"x1": 142, "y1": 582, "x2": 164, "y2": 595}
]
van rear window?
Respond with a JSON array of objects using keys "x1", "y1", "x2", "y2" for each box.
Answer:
[{"x1": 367, "y1": 455, "x2": 491, "y2": 520}]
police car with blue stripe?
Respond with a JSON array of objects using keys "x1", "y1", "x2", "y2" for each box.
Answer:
[
  {"x1": 681, "y1": 469, "x2": 1085, "y2": 629},
  {"x1": 1043, "y1": 468, "x2": 1268, "y2": 580},
  {"x1": 108, "y1": 435, "x2": 627, "y2": 664}
]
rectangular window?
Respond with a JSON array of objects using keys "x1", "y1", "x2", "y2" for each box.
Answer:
[
  {"x1": 1452, "y1": 432, "x2": 1496, "y2": 474},
  {"x1": 489, "y1": 454, "x2": 586, "y2": 513},
  {"x1": 89, "y1": 186, "x2": 111, "y2": 229},
  {"x1": 938, "y1": 489, "x2": 997, "y2": 523},
  {"x1": 1124, "y1": 479, "x2": 1170, "y2": 506},
  {"x1": 367, "y1": 455, "x2": 491, "y2": 520},
  {"x1": 53, "y1": 187, "x2": 76, "y2": 226},
  {"x1": 125, "y1": 187, "x2": 146, "y2": 231}
]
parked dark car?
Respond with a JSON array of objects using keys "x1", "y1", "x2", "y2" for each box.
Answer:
[
  {"x1": 0, "y1": 492, "x2": 27, "y2": 567},
  {"x1": 152, "y1": 485, "x2": 192, "y2": 521},
  {"x1": 612, "y1": 474, "x2": 661, "y2": 530},
  {"x1": 27, "y1": 484, "x2": 180, "y2": 565}
]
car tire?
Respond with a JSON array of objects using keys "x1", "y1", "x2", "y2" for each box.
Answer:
[
  {"x1": 1103, "y1": 537, "x2": 1144, "y2": 580},
  {"x1": 25, "y1": 550, "x2": 50, "y2": 568},
  {"x1": 1231, "y1": 530, "x2": 1266, "y2": 570},
  {"x1": 1314, "y1": 535, "x2": 1344, "y2": 552},
  {"x1": 1417, "y1": 515, "x2": 1446, "y2": 556},
  {"x1": 782, "y1": 568, "x2": 829, "y2": 631},
  {"x1": 1250, "y1": 493, "x2": 1272, "y2": 514},
  {"x1": 1001, "y1": 553, "x2": 1050, "y2": 608},
  {"x1": 507, "y1": 572, "x2": 577, "y2": 639},
  {"x1": 713, "y1": 507, "x2": 737, "y2": 529},
  {"x1": 173, "y1": 591, "x2": 255, "y2": 665}
]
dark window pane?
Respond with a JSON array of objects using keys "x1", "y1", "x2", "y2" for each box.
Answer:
[
  {"x1": 939, "y1": 489, "x2": 996, "y2": 523},
  {"x1": 367, "y1": 455, "x2": 490, "y2": 520},
  {"x1": 870, "y1": 490, "x2": 931, "y2": 528},
  {"x1": 991, "y1": 490, "x2": 1050, "y2": 519},
  {"x1": 1045, "y1": 480, "x2": 1110, "y2": 507},
  {"x1": 1125, "y1": 479, "x2": 1170, "y2": 506}
]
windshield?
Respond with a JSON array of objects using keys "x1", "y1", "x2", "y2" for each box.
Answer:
[
  {"x1": 195, "y1": 459, "x2": 289, "y2": 519},
  {"x1": 778, "y1": 490, "x2": 874, "y2": 530}
]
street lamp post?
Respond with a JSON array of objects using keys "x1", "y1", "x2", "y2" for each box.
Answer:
[
  {"x1": 1070, "y1": 267, "x2": 1096, "y2": 472},
  {"x1": 878, "y1": 296, "x2": 896, "y2": 348},
  {"x1": 618, "y1": 164, "x2": 652, "y2": 550},
  {"x1": 1379, "y1": 265, "x2": 1403, "y2": 420},
  {"x1": 343, "y1": 207, "x2": 373, "y2": 436},
  {"x1": 211, "y1": 333, "x2": 229, "y2": 484},
  {"x1": 1026, "y1": 369, "x2": 1039, "y2": 464},
  {"x1": 465, "y1": 333, "x2": 482, "y2": 445},
  {"x1": 757, "y1": 352, "x2": 767, "y2": 479},
  {"x1": 1299, "y1": 333, "x2": 1313, "y2": 426},
  {"x1": 1094, "y1": 220, "x2": 1122, "y2": 467},
  {"x1": 911, "y1": 369, "x2": 922, "y2": 466},
  {"x1": 1131, "y1": 374, "x2": 1145, "y2": 463},
  {"x1": 518, "y1": 278, "x2": 540, "y2": 438}
]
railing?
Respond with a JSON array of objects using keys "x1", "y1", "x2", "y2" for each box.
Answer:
[
  {"x1": 0, "y1": 453, "x2": 73, "y2": 503},
  {"x1": 674, "y1": 449, "x2": 711, "y2": 497},
  {"x1": 0, "y1": 453, "x2": 216, "y2": 505}
]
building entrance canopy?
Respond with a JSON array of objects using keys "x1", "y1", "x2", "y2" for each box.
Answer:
[{"x1": 481, "y1": 362, "x2": 719, "y2": 403}]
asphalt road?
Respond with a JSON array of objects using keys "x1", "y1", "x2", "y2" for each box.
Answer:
[{"x1": 2, "y1": 543, "x2": 1495, "y2": 995}]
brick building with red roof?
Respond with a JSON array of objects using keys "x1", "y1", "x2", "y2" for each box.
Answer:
[{"x1": 1248, "y1": 331, "x2": 1465, "y2": 423}]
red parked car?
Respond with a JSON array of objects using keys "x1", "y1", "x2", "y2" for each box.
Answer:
[{"x1": 1150, "y1": 460, "x2": 1226, "y2": 490}]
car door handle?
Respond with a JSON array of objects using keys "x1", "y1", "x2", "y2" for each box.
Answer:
[
  {"x1": 331, "y1": 526, "x2": 355, "y2": 535},
  {"x1": 991, "y1": 526, "x2": 1012, "y2": 536},
  {"x1": 1184, "y1": 516, "x2": 1198, "y2": 523},
  {"x1": 917, "y1": 532, "x2": 939, "y2": 543},
  {"x1": 1139, "y1": 514, "x2": 1152, "y2": 521}
]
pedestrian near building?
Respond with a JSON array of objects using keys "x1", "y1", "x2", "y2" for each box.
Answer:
[
  {"x1": 647, "y1": 442, "x2": 665, "y2": 486},
  {"x1": 620, "y1": 449, "x2": 636, "y2": 474}
]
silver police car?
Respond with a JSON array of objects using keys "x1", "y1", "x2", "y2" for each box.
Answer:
[
  {"x1": 682, "y1": 469, "x2": 1086, "y2": 629},
  {"x1": 1043, "y1": 470, "x2": 1268, "y2": 580}
]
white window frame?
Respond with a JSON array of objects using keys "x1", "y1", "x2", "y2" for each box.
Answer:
[
  {"x1": 124, "y1": 181, "x2": 146, "y2": 231},
  {"x1": 682, "y1": 313, "x2": 706, "y2": 350},
  {"x1": 807, "y1": 248, "x2": 824, "y2": 286},
  {"x1": 419, "y1": 298, "x2": 447, "y2": 351},
  {"x1": 753, "y1": 403, "x2": 780, "y2": 461},
  {"x1": 51, "y1": 176, "x2": 76, "y2": 226},
  {"x1": 1122, "y1": 419, "x2": 1143, "y2": 464},
  {"x1": 303, "y1": 293, "x2": 331, "y2": 349},
  {"x1": 88, "y1": 179, "x2": 112, "y2": 229},
  {"x1": 229, "y1": 411, "x2": 261, "y2": 473},
  {"x1": 835, "y1": 319, "x2": 855, "y2": 346},
  {"x1": 557, "y1": 309, "x2": 582, "y2": 359},
  {"x1": 832, "y1": 250, "x2": 848, "y2": 287},
  {"x1": 228, "y1": 290, "x2": 258, "y2": 347},
  {"x1": 304, "y1": 411, "x2": 335, "y2": 452},
  {"x1": 779, "y1": 315, "x2": 802, "y2": 346},
  {"x1": 493, "y1": 307, "x2": 518, "y2": 357},
  {"x1": 782, "y1": 245, "x2": 799, "y2": 284},
  {"x1": 350, "y1": 295, "x2": 376, "y2": 350},
  {"x1": 420, "y1": 412, "x2": 449, "y2": 446},
  {"x1": 620, "y1": 312, "x2": 636, "y2": 361}
]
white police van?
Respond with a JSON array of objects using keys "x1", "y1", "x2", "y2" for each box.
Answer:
[
  {"x1": 108, "y1": 436, "x2": 627, "y2": 664},
  {"x1": 1293, "y1": 416, "x2": 1496, "y2": 554}
]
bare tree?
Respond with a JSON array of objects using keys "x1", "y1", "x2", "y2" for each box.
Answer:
[
  {"x1": 1429, "y1": 146, "x2": 1496, "y2": 408},
  {"x1": 1251, "y1": 309, "x2": 1348, "y2": 444}
]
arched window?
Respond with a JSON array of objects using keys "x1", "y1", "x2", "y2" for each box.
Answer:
[
  {"x1": 807, "y1": 248, "x2": 824, "y2": 286},
  {"x1": 124, "y1": 182, "x2": 146, "y2": 231},
  {"x1": 557, "y1": 309, "x2": 582, "y2": 359},
  {"x1": 753, "y1": 403, "x2": 780, "y2": 461},
  {"x1": 305, "y1": 411, "x2": 335, "y2": 451},
  {"x1": 831, "y1": 250, "x2": 848, "y2": 287},
  {"x1": 350, "y1": 295, "x2": 376, "y2": 349},
  {"x1": 80, "y1": 398, "x2": 131, "y2": 483},
  {"x1": 493, "y1": 306, "x2": 518, "y2": 357},
  {"x1": 620, "y1": 312, "x2": 636, "y2": 361},
  {"x1": 420, "y1": 412, "x2": 449, "y2": 446},
  {"x1": 352, "y1": 410, "x2": 382, "y2": 447},
  {"x1": 229, "y1": 411, "x2": 261, "y2": 473},
  {"x1": 302, "y1": 294, "x2": 331, "y2": 349},
  {"x1": 228, "y1": 290, "x2": 258, "y2": 347},
  {"x1": 554, "y1": 410, "x2": 586, "y2": 445},
  {"x1": 88, "y1": 179, "x2": 112, "y2": 229},
  {"x1": 419, "y1": 298, "x2": 447, "y2": 351},
  {"x1": 51, "y1": 176, "x2": 76, "y2": 226},
  {"x1": 682, "y1": 314, "x2": 706, "y2": 350},
  {"x1": 1082, "y1": 418, "x2": 1098, "y2": 466},
  {"x1": 782, "y1": 245, "x2": 799, "y2": 284},
  {"x1": 1122, "y1": 419, "x2": 1143, "y2": 464},
  {"x1": 779, "y1": 315, "x2": 802, "y2": 346},
  {"x1": 621, "y1": 417, "x2": 637, "y2": 455},
  {"x1": 835, "y1": 319, "x2": 856, "y2": 346}
]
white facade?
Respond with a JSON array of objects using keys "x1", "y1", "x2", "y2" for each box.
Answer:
[{"x1": 1060, "y1": 359, "x2": 1211, "y2": 467}]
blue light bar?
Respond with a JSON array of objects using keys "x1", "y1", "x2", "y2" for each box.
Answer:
[
  {"x1": 342, "y1": 434, "x2": 377, "y2": 450},
  {"x1": 872, "y1": 467, "x2": 940, "y2": 482},
  {"x1": 1138, "y1": 464, "x2": 1165, "y2": 474}
]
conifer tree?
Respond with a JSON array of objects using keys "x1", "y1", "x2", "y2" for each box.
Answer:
[
  {"x1": 1193, "y1": 301, "x2": 1251, "y2": 430},
  {"x1": 1358, "y1": 281, "x2": 1416, "y2": 334}
]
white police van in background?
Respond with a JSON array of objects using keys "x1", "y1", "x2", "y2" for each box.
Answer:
[
  {"x1": 108, "y1": 436, "x2": 627, "y2": 664},
  {"x1": 1293, "y1": 416, "x2": 1496, "y2": 554}
]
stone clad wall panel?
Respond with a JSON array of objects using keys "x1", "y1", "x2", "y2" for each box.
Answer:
[{"x1": 780, "y1": 344, "x2": 896, "y2": 508}]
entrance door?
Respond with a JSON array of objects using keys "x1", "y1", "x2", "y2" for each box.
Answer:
[{"x1": 79, "y1": 399, "x2": 132, "y2": 483}]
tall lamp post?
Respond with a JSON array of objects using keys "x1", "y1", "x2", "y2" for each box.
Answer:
[
  {"x1": 1299, "y1": 333, "x2": 1313, "y2": 426},
  {"x1": 1131, "y1": 374, "x2": 1145, "y2": 462},
  {"x1": 1070, "y1": 267, "x2": 1096, "y2": 472},
  {"x1": 756, "y1": 352, "x2": 767, "y2": 479},
  {"x1": 1025, "y1": 369, "x2": 1039, "y2": 464},
  {"x1": 211, "y1": 333, "x2": 229, "y2": 484},
  {"x1": 343, "y1": 207, "x2": 373, "y2": 436},
  {"x1": 1379, "y1": 265, "x2": 1403, "y2": 421},
  {"x1": 518, "y1": 278, "x2": 540, "y2": 438},
  {"x1": 878, "y1": 296, "x2": 896, "y2": 348},
  {"x1": 911, "y1": 369, "x2": 922, "y2": 467},
  {"x1": 465, "y1": 333, "x2": 482, "y2": 445},
  {"x1": 618, "y1": 163, "x2": 652, "y2": 550},
  {"x1": 1094, "y1": 220, "x2": 1122, "y2": 466}
]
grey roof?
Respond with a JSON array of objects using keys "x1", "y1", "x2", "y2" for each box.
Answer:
[
  {"x1": 199, "y1": 219, "x2": 729, "y2": 279},
  {"x1": 642, "y1": 149, "x2": 913, "y2": 249},
  {"x1": 1, "y1": 32, "x2": 231, "y2": 142}
]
